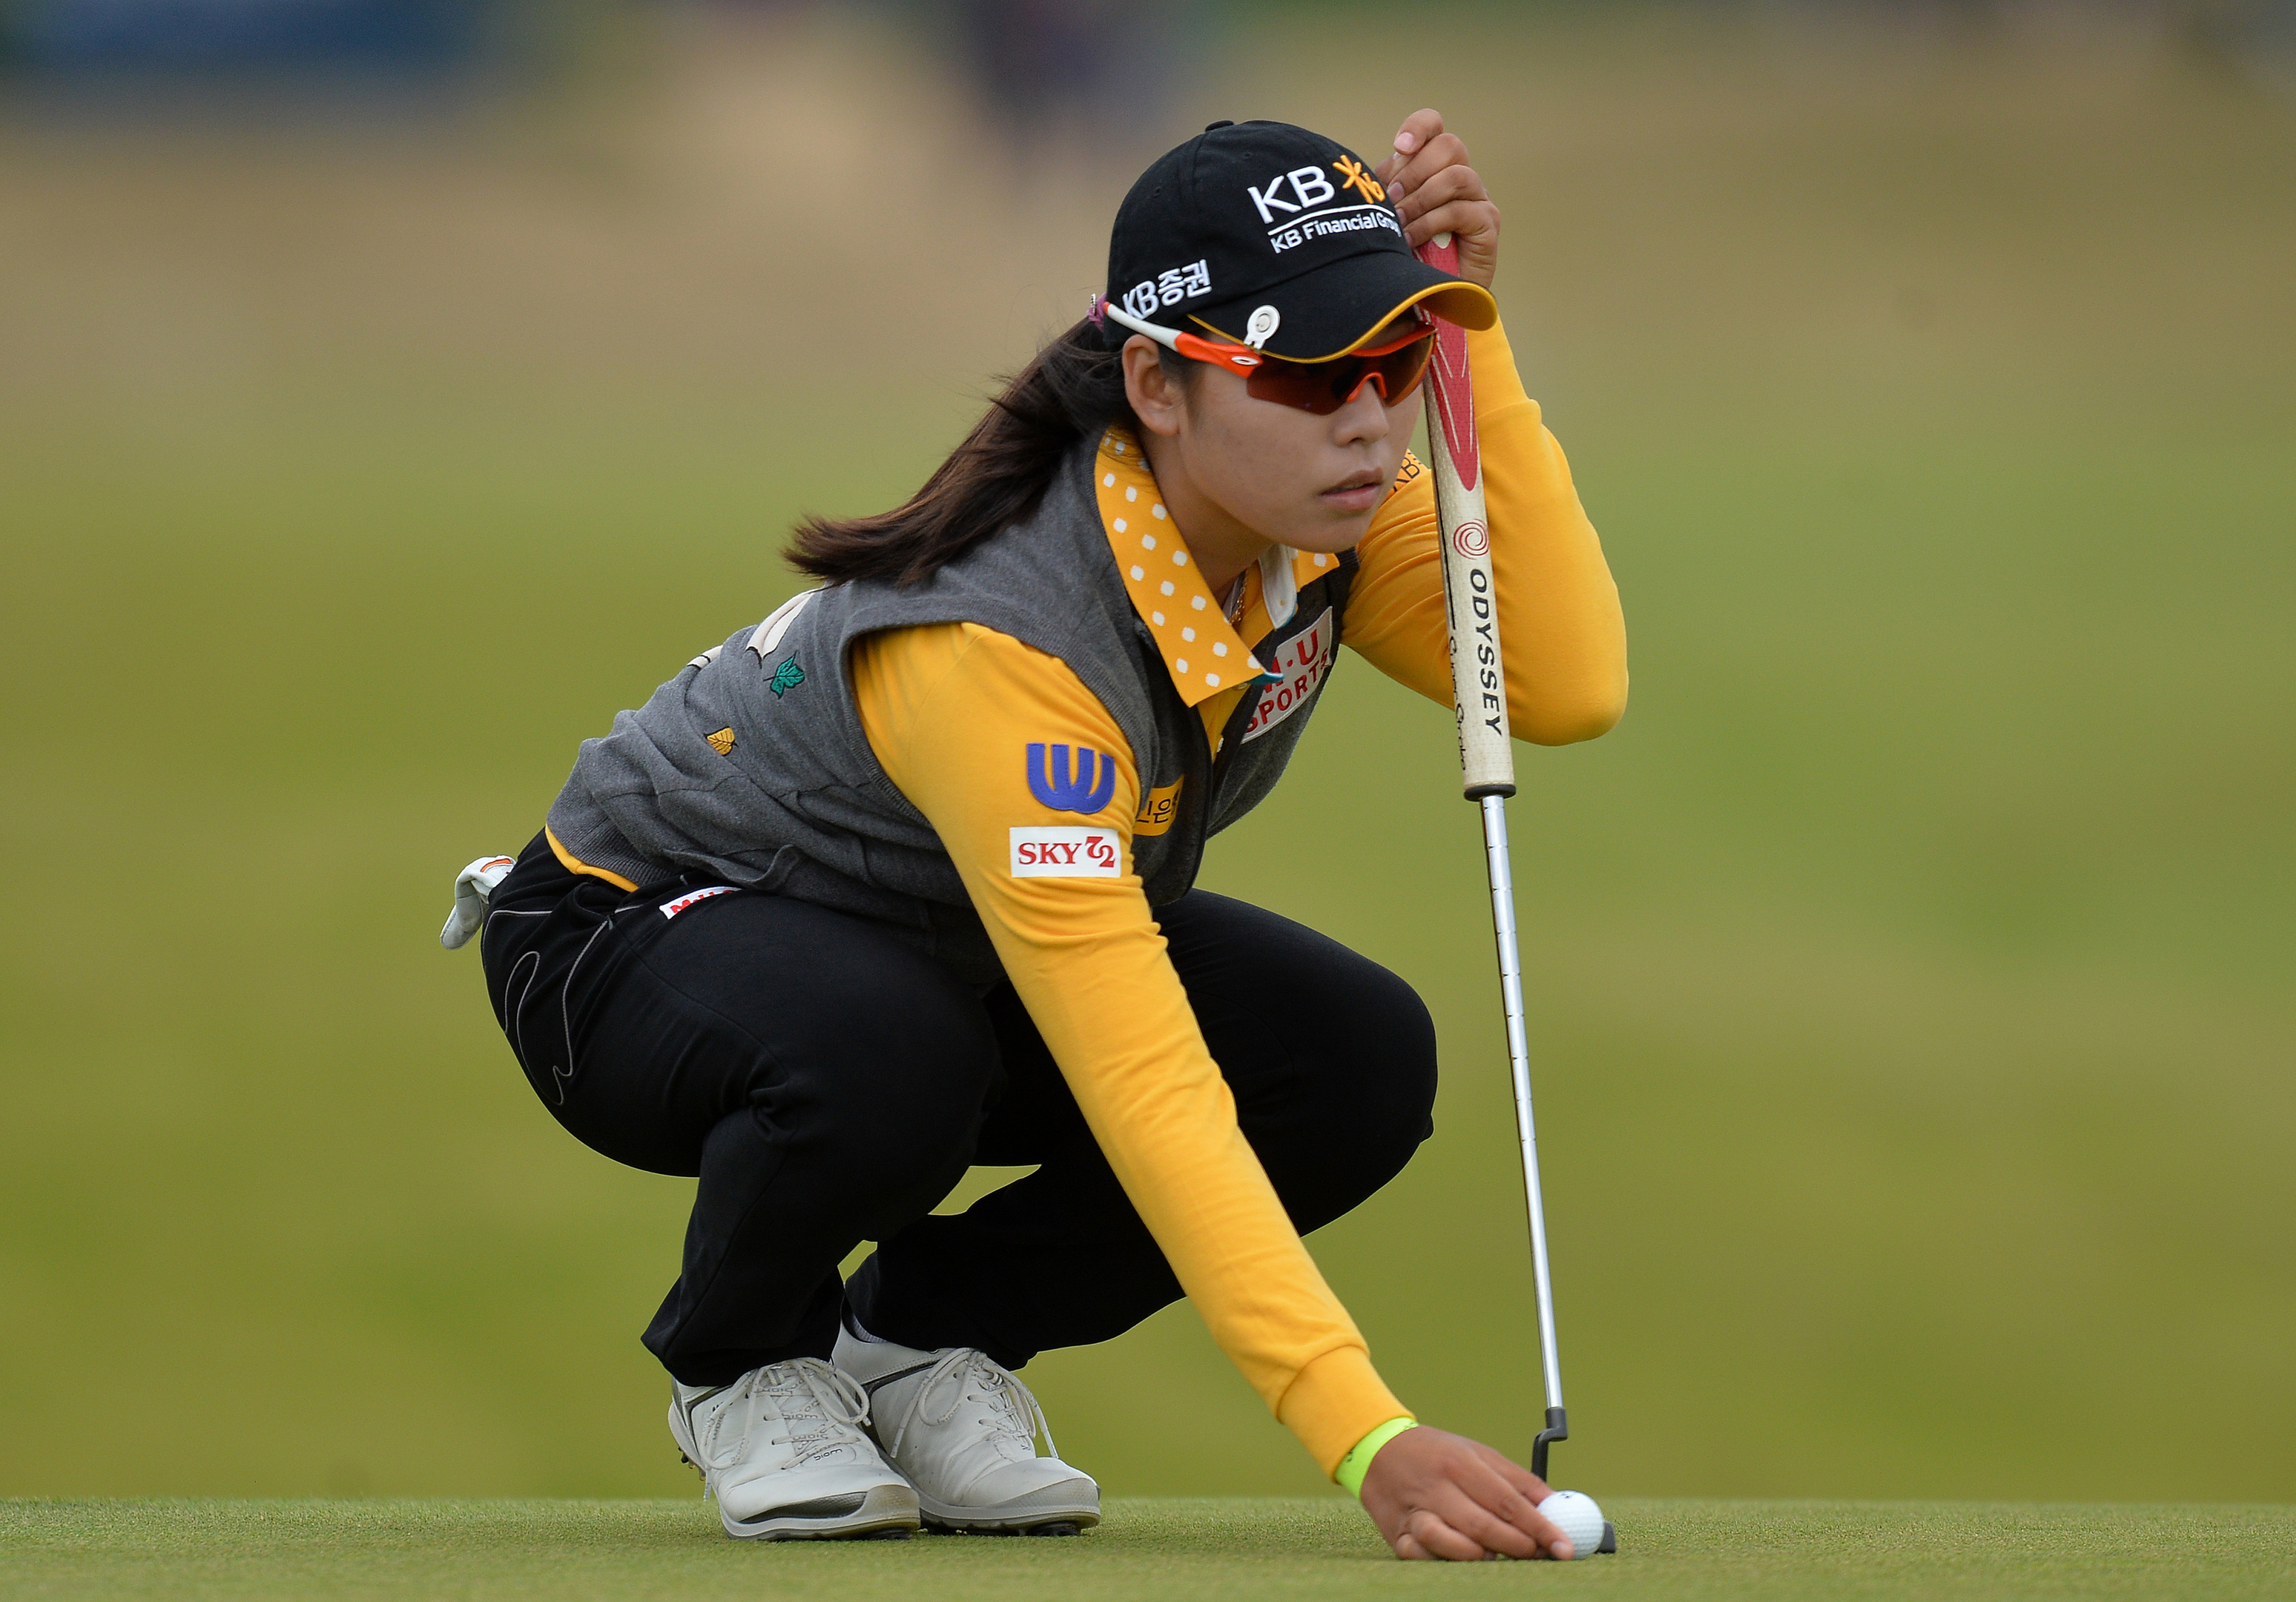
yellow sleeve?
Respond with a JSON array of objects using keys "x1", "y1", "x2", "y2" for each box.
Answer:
[
  {"x1": 1345, "y1": 318, "x2": 1629, "y2": 745},
  {"x1": 851, "y1": 619, "x2": 1408, "y2": 1474}
]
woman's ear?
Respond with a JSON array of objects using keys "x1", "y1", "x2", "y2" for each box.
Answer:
[{"x1": 1122, "y1": 335, "x2": 1185, "y2": 440}]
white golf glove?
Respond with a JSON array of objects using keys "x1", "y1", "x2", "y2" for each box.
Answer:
[{"x1": 440, "y1": 854, "x2": 519, "y2": 949}]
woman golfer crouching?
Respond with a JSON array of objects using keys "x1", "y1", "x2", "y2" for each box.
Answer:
[{"x1": 459, "y1": 113, "x2": 1626, "y2": 1560}]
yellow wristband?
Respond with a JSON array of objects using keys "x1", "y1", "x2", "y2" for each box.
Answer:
[{"x1": 1332, "y1": 1416, "x2": 1418, "y2": 1499}]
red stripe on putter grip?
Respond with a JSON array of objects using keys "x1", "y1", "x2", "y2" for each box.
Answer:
[{"x1": 1416, "y1": 235, "x2": 1479, "y2": 491}]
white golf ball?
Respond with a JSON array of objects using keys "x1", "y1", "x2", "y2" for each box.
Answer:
[{"x1": 1536, "y1": 1489, "x2": 1607, "y2": 1559}]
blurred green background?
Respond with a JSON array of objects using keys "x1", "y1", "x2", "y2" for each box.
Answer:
[{"x1": 1, "y1": 1, "x2": 2290, "y2": 1507}]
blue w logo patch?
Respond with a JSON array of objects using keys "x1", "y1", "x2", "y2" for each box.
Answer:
[{"x1": 1026, "y1": 743, "x2": 1117, "y2": 814}]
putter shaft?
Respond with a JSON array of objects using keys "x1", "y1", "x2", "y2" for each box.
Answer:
[{"x1": 1479, "y1": 794, "x2": 1569, "y2": 1473}]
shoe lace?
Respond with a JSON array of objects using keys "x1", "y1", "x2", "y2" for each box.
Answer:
[
  {"x1": 906, "y1": 1347, "x2": 1057, "y2": 1462},
  {"x1": 703, "y1": 1358, "x2": 874, "y2": 1471}
]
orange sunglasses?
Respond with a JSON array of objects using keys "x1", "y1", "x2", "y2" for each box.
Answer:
[{"x1": 1101, "y1": 301, "x2": 1436, "y2": 416}]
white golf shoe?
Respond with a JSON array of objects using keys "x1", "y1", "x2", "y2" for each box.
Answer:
[
  {"x1": 833, "y1": 1325, "x2": 1100, "y2": 1535},
  {"x1": 668, "y1": 1359, "x2": 920, "y2": 1540}
]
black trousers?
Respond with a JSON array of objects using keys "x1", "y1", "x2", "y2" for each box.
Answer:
[{"x1": 481, "y1": 833, "x2": 1438, "y2": 1388}]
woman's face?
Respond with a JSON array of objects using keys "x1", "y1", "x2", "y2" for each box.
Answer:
[{"x1": 1125, "y1": 318, "x2": 1422, "y2": 561}]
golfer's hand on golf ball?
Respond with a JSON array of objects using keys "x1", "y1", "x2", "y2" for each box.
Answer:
[
  {"x1": 1375, "y1": 109, "x2": 1500, "y2": 289},
  {"x1": 1359, "y1": 1425, "x2": 1574, "y2": 1561}
]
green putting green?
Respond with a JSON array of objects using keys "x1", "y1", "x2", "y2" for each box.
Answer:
[
  {"x1": 3, "y1": 6, "x2": 2292, "y2": 1523},
  {"x1": 4, "y1": 1499, "x2": 2291, "y2": 1601}
]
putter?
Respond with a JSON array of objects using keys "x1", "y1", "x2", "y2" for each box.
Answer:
[{"x1": 1416, "y1": 231, "x2": 1613, "y2": 1555}]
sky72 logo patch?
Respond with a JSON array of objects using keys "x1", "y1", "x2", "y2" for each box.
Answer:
[{"x1": 1009, "y1": 827, "x2": 1122, "y2": 879}]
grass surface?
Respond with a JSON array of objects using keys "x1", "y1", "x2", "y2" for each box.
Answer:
[
  {"x1": 2, "y1": 7, "x2": 2292, "y2": 1506},
  {"x1": 5, "y1": 1499, "x2": 2292, "y2": 1601}
]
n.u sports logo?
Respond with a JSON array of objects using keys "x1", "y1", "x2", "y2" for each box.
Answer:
[
  {"x1": 1242, "y1": 606, "x2": 1337, "y2": 743},
  {"x1": 1026, "y1": 742, "x2": 1117, "y2": 814}
]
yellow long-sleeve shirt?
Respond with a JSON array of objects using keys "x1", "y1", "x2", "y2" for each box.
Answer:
[{"x1": 848, "y1": 319, "x2": 1626, "y2": 1475}]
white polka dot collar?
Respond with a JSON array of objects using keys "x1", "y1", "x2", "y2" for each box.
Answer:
[{"x1": 1094, "y1": 427, "x2": 1335, "y2": 708}]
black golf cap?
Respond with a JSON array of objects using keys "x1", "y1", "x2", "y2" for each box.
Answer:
[{"x1": 1104, "y1": 119, "x2": 1496, "y2": 362}]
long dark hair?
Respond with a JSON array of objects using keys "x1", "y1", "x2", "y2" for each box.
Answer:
[{"x1": 786, "y1": 317, "x2": 1185, "y2": 587}]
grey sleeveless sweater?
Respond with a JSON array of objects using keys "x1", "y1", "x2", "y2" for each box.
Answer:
[{"x1": 546, "y1": 438, "x2": 1356, "y2": 984}]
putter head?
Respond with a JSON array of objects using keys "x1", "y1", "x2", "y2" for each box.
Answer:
[{"x1": 1530, "y1": 1405, "x2": 1568, "y2": 1481}]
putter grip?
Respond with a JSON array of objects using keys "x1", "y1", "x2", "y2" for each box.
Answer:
[{"x1": 1416, "y1": 235, "x2": 1516, "y2": 800}]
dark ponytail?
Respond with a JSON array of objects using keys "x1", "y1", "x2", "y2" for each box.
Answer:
[{"x1": 786, "y1": 317, "x2": 1184, "y2": 587}]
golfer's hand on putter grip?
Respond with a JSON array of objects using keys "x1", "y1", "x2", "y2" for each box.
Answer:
[
  {"x1": 1360, "y1": 1426, "x2": 1573, "y2": 1561},
  {"x1": 1374, "y1": 108, "x2": 1500, "y2": 287}
]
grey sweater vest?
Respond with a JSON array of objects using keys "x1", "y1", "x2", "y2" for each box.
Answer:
[{"x1": 546, "y1": 441, "x2": 1357, "y2": 984}]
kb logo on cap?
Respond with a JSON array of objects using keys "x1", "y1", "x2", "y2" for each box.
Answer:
[
  {"x1": 1247, "y1": 164, "x2": 1339, "y2": 224},
  {"x1": 1247, "y1": 157, "x2": 1388, "y2": 223},
  {"x1": 1248, "y1": 158, "x2": 1400, "y2": 256}
]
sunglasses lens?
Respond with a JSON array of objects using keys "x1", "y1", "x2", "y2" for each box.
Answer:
[
  {"x1": 1244, "y1": 363, "x2": 1342, "y2": 414},
  {"x1": 1373, "y1": 337, "x2": 1434, "y2": 402},
  {"x1": 1242, "y1": 334, "x2": 1435, "y2": 415}
]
